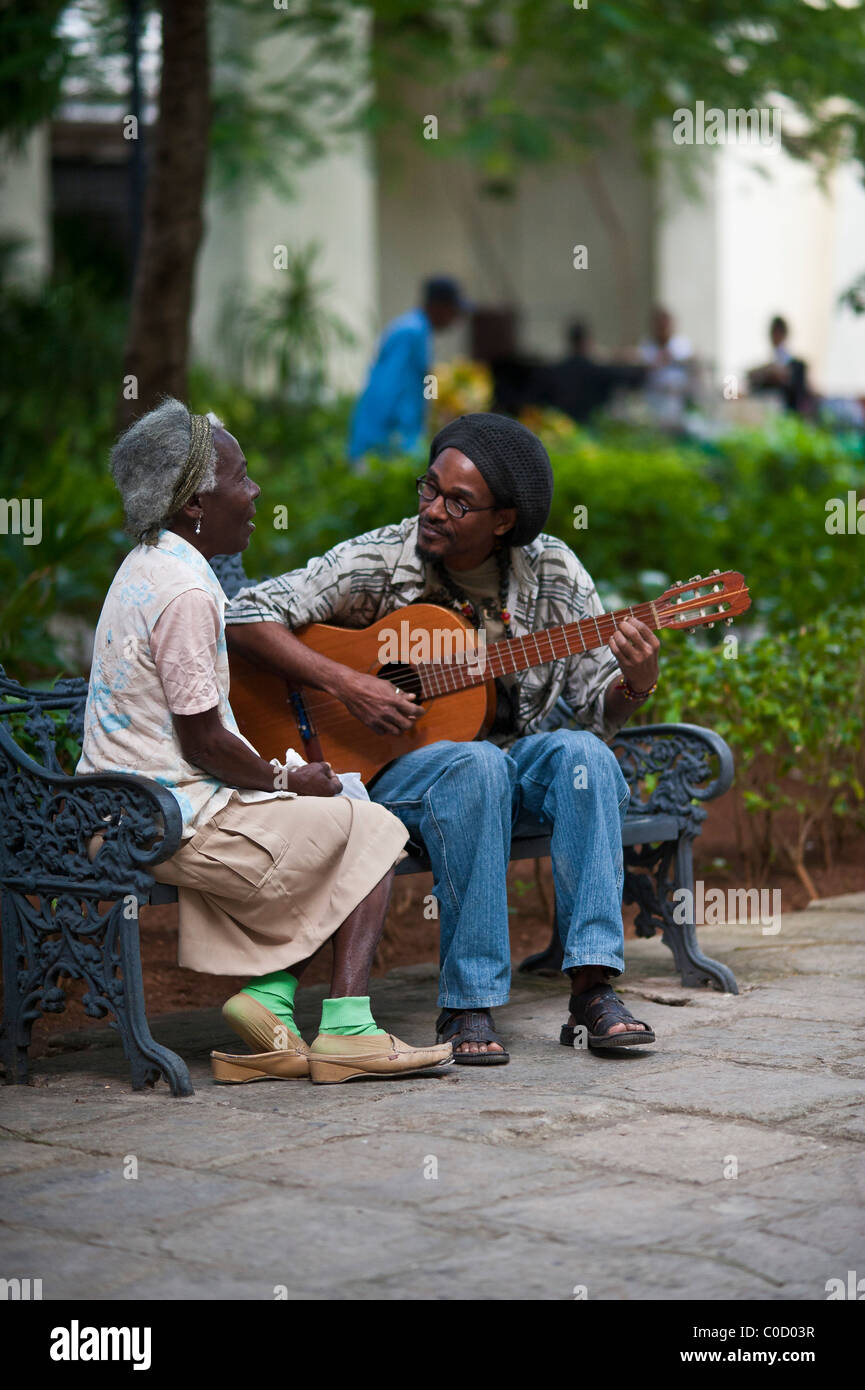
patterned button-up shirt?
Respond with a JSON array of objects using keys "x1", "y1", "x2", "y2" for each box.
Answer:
[{"x1": 225, "y1": 516, "x2": 623, "y2": 745}]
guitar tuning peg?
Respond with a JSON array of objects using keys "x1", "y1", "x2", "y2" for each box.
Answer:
[
  {"x1": 707, "y1": 622, "x2": 716, "y2": 629},
  {"x1": 713, "y1": 584, "x2": 722, "y2": 593},
  {"x1": 725, "y1": 617, "x2": 734, "y2": 626},
  {"x1": 688, "y1": 575, "x2": 701, "y2": 582},
  {"x1": 711, "y1": 568, "x2": 720, "y2": 575}
]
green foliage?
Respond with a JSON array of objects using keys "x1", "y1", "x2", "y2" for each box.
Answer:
[
  {"x1": 0, "y1": 271, "x2": 127, "y2": 676},
  {"x1": 701, "y1": 415, "x2": 865, "y2": 630},
  {"x1": 0, "y1": 1, "x2": 70, "y2": 146},
  {"x1": 537, "y1": 415, "x2": 865, "y2": 630},
  {"x1": 216, "y1": 244, "x2": 356, "y2": 402},
  {"x1": 541, "y1": 428, "x2": 721, "y2": 608},
  {"x1": 371, "y1": 0, "x2": 865, "y2": 183},
  {"x1": 0, "y1": 433, "x2": 125, "y2": 676},
  {"x1": 3, "y1": 305, "x2": 863, "y2": 679},
  {"x1": 196, "y1": 408, "x2": 863, "y2": 636},
  {"x1": 4, "y1": 1, "x2": 865, "y2": 198},
  {"x1": 639, "y1": 610, "x2": 865, "y2": 875}
]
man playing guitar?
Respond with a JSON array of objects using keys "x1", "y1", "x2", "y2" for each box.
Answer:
[{"x1": 225, "y1": 412, "x2": 660, "y2": 1063}]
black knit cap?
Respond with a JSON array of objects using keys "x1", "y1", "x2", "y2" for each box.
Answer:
[{"x1": 428, "y1": 412, "x2": 553, "y2": 547}]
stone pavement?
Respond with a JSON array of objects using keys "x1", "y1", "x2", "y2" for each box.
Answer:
[{"x1": 1, "y1": 894, "x2": 863, "y2": 1301}]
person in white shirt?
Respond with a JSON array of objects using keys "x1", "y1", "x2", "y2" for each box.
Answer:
[
  {"x1": 638, "y1": 306, "x2": 696, "y2": 429},
  {"x1": 78, "y1": 398, "x2": 451, "y2": 1085}
]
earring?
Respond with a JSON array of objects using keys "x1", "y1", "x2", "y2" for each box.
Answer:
[{"x1": 194, "y1": 516, "x2": 202, "y2": 535}]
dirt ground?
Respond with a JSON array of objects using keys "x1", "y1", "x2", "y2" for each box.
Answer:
[{"x1": 4, "y1": 787, "x2": 865, "y2": 1061}]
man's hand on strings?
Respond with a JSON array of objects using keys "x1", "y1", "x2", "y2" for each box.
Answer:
[{"x1": 337, "y1": 669, "x2": 424, "y2": 735}]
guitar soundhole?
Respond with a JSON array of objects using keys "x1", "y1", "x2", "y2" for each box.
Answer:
[{"x1": 377, "y1": 663, "x2": 424, "y2": 702}]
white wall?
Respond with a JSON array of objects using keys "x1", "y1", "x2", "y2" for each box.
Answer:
[
  {"x1": 656, "y1": 120, "x2": 865, "y2": 397},
  {"x1": 192, "y1": 14, "x2": 378, "y2": 395},
  {"x1": 823, "y1": 161, "x2": 865, "y2": 396},
  {"x1": 375, "y1": 111, "x2": 655, "y2": 361},
  {"x1": 0, "y1": 129, "x2": 51, "y2": 284},
  {"x1": 655, "y1": 148, "x2": 720, "y2": 369}
]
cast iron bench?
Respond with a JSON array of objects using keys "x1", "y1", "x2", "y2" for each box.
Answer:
[{"x1": 0, "y1": 553, "x2": 736, "y2": 1097}]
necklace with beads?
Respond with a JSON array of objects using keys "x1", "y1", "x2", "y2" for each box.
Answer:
[{"x1": 432, "y1": 546, "x2": 513, "y2": 637}]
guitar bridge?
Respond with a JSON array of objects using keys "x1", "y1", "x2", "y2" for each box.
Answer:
[{"x1": 288, "y1": 690, "x2": 315, "y2": 742}]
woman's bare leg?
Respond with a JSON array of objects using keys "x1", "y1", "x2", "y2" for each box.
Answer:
[{"x1": 329, "y1": 866, "x2": 395, "y2": 998}]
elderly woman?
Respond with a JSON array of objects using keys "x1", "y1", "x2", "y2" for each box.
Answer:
[{"x1": 77, "y1": 398, "x2": 451, "y2": 1084}]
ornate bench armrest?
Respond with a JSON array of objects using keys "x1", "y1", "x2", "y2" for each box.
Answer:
[
  {"x1": 545, "y1": 699, "x2": 734, "y2": 825},
  {"x1": 611, "y1": 722, "x2": 734, "y2": 806},
  {"x1": 0, "y1": 724, "x2": 183, "y2": 899}
]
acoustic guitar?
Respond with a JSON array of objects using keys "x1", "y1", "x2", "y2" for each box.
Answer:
[{"x1": 229, "y1": 570, "x2": 750, "y2": 783}]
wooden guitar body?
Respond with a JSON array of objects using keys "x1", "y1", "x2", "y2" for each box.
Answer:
[{"x1": 229, "y1": 604, "x2": 497, "y2": 783}]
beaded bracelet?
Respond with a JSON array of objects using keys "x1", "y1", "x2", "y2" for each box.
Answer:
[{"x1": 616, "y1": 677, "x2": 658, "y2": 702}]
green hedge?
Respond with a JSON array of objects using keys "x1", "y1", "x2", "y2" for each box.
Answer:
[{"x1": 640, "y1": 609, "x2": 865, "y2": 889}]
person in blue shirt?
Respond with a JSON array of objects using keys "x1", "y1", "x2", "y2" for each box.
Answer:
[{"x1": 348, "y1": 277, "x2": 469, "y2": 461}]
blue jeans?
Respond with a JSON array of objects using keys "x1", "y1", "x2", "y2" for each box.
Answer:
[{"x1": 369, "y1": 730, "x2": 631, "y2": 1009}]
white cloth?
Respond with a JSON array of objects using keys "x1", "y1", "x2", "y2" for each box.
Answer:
[{"x1": 277, "y1": 747, "x2": 370, "y2": 801}]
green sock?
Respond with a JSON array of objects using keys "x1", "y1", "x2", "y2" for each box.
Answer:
[
  {"x1": 242, "y1": 969, "x2": 300, "y2": 1035},
  {"x1": 319, "y1": 996, "x2": 385, "y2": 1037}
]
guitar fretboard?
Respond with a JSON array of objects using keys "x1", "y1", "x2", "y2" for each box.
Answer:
[{"x1": 416, "y1": 599, "x2": 663, "y2": 699}]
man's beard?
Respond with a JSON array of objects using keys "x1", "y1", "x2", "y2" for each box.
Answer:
[
  {"x1": 415, "y1": 523, "x2": 452, "y2": 565},
  {"x1": 415, "y1": 539, "x2": 442, "y2": 564}
]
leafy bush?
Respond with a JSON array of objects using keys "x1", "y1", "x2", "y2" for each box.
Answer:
[
  {"x1": 701, "y1": 415, "x2": 865, "y2": 631},
  {"x1": 0, "y1": 272, "x2": 127, "y2": 675},
  {"x1": 641, "y1": 611, "x2": 865, "y2": 890}
]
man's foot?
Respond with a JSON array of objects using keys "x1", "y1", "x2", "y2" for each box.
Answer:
[
  {"x1": 566, "y1": 965, "x2": 648, "y2": 1036},
  {"x1": 435, "y1": 1008, "x2": 509, "y2": 1064},
  {"x1": 566, "y1": 1007, "x2": 650, "y2": 1037},
  {"x1": 562, "y1": 982, "x2": 656, "y2": 1050}
]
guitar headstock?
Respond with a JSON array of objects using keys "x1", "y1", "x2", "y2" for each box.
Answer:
[{"x1": 657, "y1": 570, "x2": 750, "y2": 631}]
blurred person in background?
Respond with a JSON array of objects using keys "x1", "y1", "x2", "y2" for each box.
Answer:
[
  {"x1": 541, "y1": 321, "x2": 647, "y2": 425},
  {"x1": 748, "y1": 315, "x2": 812, "y2": 415},
  {"x1": 638, "y1": 306, "x2": 697, "y2": 430},
  {"x1": 348, "y1": 276, "x2": 470, "y2": 462}
]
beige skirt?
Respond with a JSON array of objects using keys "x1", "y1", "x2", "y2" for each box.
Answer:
[{"x1": 151, "y1": 791, "x2": 408, "y2": 976}]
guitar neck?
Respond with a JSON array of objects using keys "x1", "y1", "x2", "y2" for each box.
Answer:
[{"x1": 416, "y1": 599, "x2": 663, "y2": 697}]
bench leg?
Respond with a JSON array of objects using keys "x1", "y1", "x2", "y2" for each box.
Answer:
[
  {"x1": 517, "y1": 911, "x2": 564, "y2": 976},
  {"x1": 114, "y1": 901, "x2": 194, "y2": 1096},
  {"x1": 623, "y1": 839, "x2": 739, "y2": 993},
  {"x1": 1, "y1": 891, "x2": 193, "y2": 1096},
  {"x1": 660, "y1": 836, "x2": 739, "y2": 993},
  {"x1": 1, "y1": 891, "x2": 36, "y2": 1085}
]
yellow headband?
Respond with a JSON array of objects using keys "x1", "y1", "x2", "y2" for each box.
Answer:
[
  {"x1": 167, "y1": 413, "x2": 213, "y2": 516},
  {"x1": 141, "y1": 412, "x2": 214, "y2": 546}
]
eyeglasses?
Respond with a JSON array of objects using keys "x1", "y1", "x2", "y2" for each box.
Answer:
[{"x1": 416, "y1": 476, "x2": 500, "y2": 520}]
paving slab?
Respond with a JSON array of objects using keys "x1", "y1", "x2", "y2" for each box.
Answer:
[{"x1": 1, "y1": 891, "x2": 863, "y2": 1301}]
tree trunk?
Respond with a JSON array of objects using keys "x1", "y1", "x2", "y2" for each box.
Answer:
[{"x1": 119, "y1": 0, "x2": 210, "y2": 428}]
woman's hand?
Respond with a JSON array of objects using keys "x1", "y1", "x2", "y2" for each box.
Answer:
[{"x1": 283, "y1": 761, "x2": 342, "y2": 797}]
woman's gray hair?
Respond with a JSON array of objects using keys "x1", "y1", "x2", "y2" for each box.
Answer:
[{"x1": 111, "y1": 398, "x2": 223, "y2": 542}]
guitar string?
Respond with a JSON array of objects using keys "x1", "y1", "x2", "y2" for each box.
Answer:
[
  {"x1": 296, "y1": 601, "x2": 662, "y2": 717},
  {"x1": 260, "y1": 591, "x2": 744, "y2": 742},
  {"x1": 286, "y1": 596, "x2": 743, "y2": 731}
]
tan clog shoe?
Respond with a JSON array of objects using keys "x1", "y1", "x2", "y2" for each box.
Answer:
[
  {"x1": 222, "y1": 992, "x2": 309, "y2": 1058},
  {"x1": 210, "y1": 1048, "x2": 310, "y2": 1083},
  {"x1": 308, "y1": 1031, "x2": 453, "y2": 1085}
]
